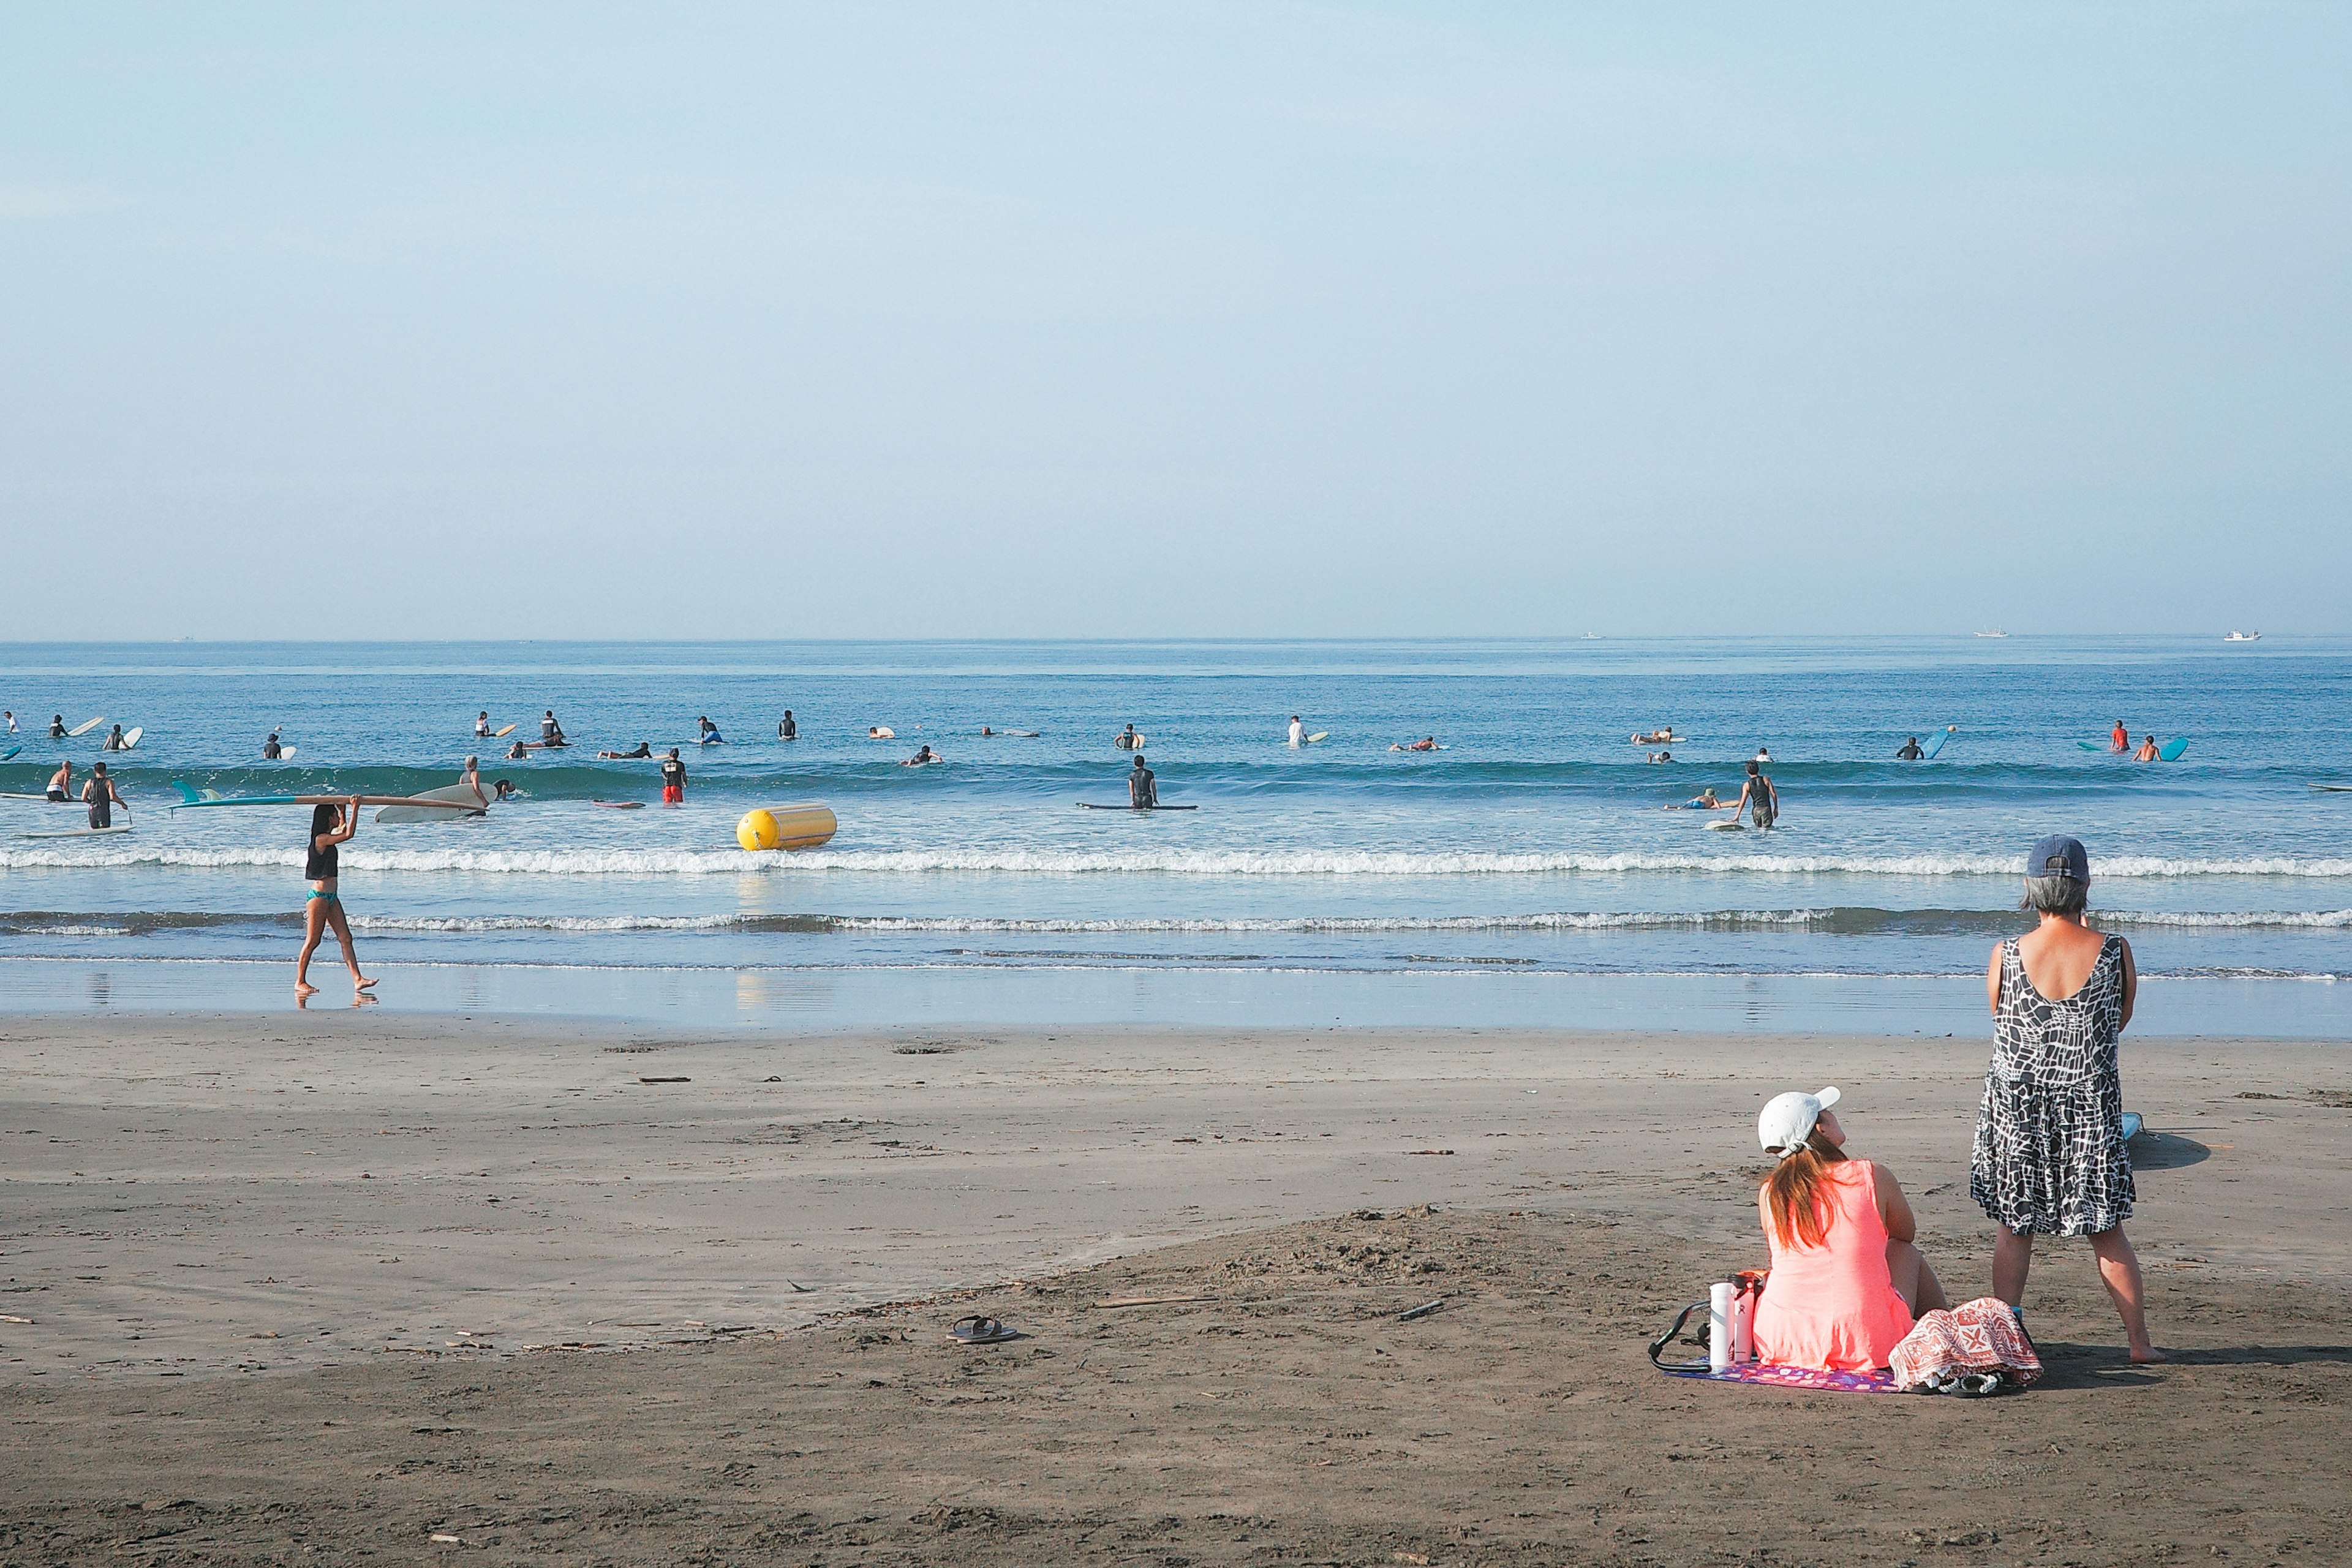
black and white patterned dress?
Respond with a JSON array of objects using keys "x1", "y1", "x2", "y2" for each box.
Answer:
[{"x1": 1969, "y1": 934, "x2": 2134, "y2": 1236}]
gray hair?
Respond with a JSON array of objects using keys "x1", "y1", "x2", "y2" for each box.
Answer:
[{"x1": 2020, "y1": 873, "x2": 2088, "y2": 916}]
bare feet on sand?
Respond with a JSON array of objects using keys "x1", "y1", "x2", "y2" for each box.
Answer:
[
  {"x1": 295, "y1": 981, "x2": 318, "y2": 998},
  {"x1": 2132, "y1": 1344, "x2": 2169, "y2": 1364}
]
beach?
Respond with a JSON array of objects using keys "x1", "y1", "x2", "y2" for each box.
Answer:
[{"x1": 3, "y1": 1012, "x2": 2346, "y2": 1562}]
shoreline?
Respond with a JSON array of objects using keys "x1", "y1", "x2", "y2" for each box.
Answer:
[{"x1": 6, "y1": 958, "x2": 2351, "y2": 1036}]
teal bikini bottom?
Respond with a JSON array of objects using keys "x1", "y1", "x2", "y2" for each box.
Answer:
[{"x1": 307, "y1": 888, "x2": 339, "y2": 904}]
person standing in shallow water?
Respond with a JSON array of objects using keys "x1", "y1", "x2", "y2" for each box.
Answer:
[
  {"x1": 1972, "y1": 834, "x2": 2162, "y2": 1363},
  {"x1": 296, "y1": 798, "x2": 375, "y2": 998}
]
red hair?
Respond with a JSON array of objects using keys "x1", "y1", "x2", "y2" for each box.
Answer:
[{"x1": 1763, "y1": 1130, "x2": 1849, "y2": 1250}]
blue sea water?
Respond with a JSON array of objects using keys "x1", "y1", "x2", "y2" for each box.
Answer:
[{"x1": 3, "y1": 636, "x2": 2348, "y2": 1034}]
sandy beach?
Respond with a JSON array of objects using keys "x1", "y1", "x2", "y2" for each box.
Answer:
[{"x1": 1, "y1": 1013, "x2": 2346, "y2": 1562}]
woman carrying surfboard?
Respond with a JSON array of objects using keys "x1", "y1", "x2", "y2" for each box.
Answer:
[{"x1": 296, "y1": 797, "x2": 375, "y2": 998}]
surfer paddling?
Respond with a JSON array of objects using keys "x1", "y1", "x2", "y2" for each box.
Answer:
[{"x1": 295, "y1": 798, "x2": 375, "y2": 999}]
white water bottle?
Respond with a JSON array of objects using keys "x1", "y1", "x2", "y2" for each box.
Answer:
[
  {"x1": 1730, "y1": 1284, "x2": 1755, "y2": 1364},
  {"x1": 1708, "y1": 1281, "x2": 1736, "y2": 1370}
]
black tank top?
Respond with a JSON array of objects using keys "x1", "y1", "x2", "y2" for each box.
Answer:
[{"x1": 306, "y1": 835, "x2": 339, "y2": 882}]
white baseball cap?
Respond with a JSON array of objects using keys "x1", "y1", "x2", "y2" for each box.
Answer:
[{"x1": 1758, "y1": 1086, "x2": 1841, "y2": 1158}]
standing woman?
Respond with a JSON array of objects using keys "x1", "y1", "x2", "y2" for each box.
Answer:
[
  {"x1": 296, "y1": 796, "x2": 375, "y2": 998},
  {"x1": 1972, "y1": 834, "x2": 2161, "y2": 1362}
]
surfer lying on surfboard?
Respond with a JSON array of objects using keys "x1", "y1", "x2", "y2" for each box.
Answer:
[
  {"x1": 1390, "y1": 737, "x2": 1442, "y2": 752},
  {"x1": 903, "y1": 745, "x2": 943, "y2": 766},
  {"x1": 600, "y1": 742, "x2": 654, "y2": 759}
]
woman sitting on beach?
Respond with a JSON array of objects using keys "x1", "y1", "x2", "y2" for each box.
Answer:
[{"x1": 1751, "y1": 1087, "x2": 1947, "y2": 1371}]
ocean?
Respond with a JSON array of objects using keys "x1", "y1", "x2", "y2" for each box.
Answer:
[{"x1": 3, "y1": 636, "x2": 2346, "y2": 1035}]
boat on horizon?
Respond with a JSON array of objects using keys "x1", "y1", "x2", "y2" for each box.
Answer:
[
  {"x1": 2225, "y1": 630, "x2": 2261, "y2": 642},
  {"x1": 1974, "y1": 629, "x2": 2008, "y2": 639}
]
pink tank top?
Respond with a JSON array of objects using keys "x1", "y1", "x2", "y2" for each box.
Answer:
[{"x1": 1751, "y1": 1160, "x2": 1916, "y2": 1371}]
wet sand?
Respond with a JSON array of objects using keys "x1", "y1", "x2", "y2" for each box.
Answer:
[{"x1": 1, "y1": 1014, "x2": 2347, "y2": 1562}]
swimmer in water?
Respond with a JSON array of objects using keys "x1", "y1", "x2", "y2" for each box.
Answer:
[
  {"x1": 1896, "y1": 736, "x2": 1924, "y2": 760},
  {"x1": 1647, "y1": 749, "x2": 1674, "y2": 764},
  {"x1": 2134, "y1": 734, "x2": 2161, "y2": 762},
  {"x1": 903, "y1": 745, "x2": 941, "y2": 766},
  {"x1": 45, "y1": 759, "x2": 73, "y2": 802},
  {"x1": 2111, "y1": 720, "x2": 2129, "y2": 754}
]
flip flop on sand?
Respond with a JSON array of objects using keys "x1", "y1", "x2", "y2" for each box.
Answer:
[{"x1": 949, "y1": 1314, "x2": 1021, "y2": 1345}]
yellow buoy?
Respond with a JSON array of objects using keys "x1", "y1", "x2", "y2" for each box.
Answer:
[{"x1": 736, "y1": 802, "x2": 838, "y2": 851}]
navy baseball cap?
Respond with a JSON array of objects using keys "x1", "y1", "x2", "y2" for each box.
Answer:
[{"x1": 2029, "y1": 834, "x2": 2089, "y2": 882}]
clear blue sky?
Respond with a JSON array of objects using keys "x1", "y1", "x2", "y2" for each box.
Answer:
[{"x1": 4, "y1": 4, "x2": 2345, "y2": 639}]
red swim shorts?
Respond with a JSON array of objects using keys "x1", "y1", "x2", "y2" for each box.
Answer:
[{"x1": 662, "y1": 785, "x2": 683, "y2": 805}]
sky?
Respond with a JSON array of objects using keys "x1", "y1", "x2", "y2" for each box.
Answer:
[{"x1": 2, "y1": 3, "x2": 2347, "y2": 640}]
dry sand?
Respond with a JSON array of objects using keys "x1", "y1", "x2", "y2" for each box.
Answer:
[{"x1": 1, "y1": 1012, "x2": 2347, "y2": 1563}]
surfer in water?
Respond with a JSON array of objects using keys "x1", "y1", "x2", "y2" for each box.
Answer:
[
  {"x1": 48, "y1": 715, "x2": 65, "y2": 738},
  {"x1": 262, "y1": 732, "x2": 283, "y2": 760},
  {"x1": 2110, "y1": 720, "x2": 2129, "y2": 754},
  {"x1": 296, "y1": 798, "x2": 374, "y2": 1000},
  {"x1": 598, "y1": 742, "x2": 653, "y2": 760},
  {"x1": 659, "y1": 748, "x2": 687, "y2": 805},
  {"x1": 1288, "y1": 715, "x2": 1306, "y2": 748},
  {"x1": 698, "y1": 716, "x2": 724, "y2": 744},
  {"x1": 505, "y1": 738, "x2": 532, "y2": 761},
  {"x1": 1391, "y1": 736, "x2": 1441, "y2": 752},
  {"x1": 81, "y1": 762, "x2": 126, "y2": 829},
  {"x1": 1896, "y1": 736, "x2": 1924, "y2": 760},
  {"x1": 45, "y1": 759, "x2": 72, "y2": 802},
  {"x1": 541, "y1": 710, "x2": 567, "y2": 747},
  {"x1": 903, "y1": 745, "x2": 942, "y2": 766},
  {"x1": 2133, "y1": 734, "x2": 2161, "y2": 763},
  {"x1": 1115, "y1": 723, "x2": 1142, "y2": 751},
  {"x1": 2, "y1": 711, "x2": 13, "y2": 734},
  {"x1": 779, "y1": 710, "x2": 797, "y2": 740},
  {"x1": 1129, "y1": 753, "x2": 1158, "y2": 808},
  {"x1": 1668, "y1": 787, "x2": 1725, "y2": 810},
  {"x1": 1733, "y1": 760, "x2": 1779, "y2": 830},
  {"x1": 1646, "y1": 749, "x2": 1675, "y2": 764},
  {"x1": 100, "y1": 724, "x2": 127, "y2": 751},
  {"x1": 476, "y1": 712, "x2": 492, "y2": 737}
]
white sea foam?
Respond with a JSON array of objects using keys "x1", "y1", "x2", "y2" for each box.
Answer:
[{"x1": 13, "y1": 843, "x2": 2352, "y2": 878}]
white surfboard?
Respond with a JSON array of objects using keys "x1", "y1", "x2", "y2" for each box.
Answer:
[
  {"x1": 0, "y1": 792, "x2": 79, "y2": 804},
  {"x1": 374, "y1": 783, "x2": 491, "y2": 824},
  {"x1": 19, "y1": 824, "x2": 131, "y2": 839},
  {"x1": 1706, "y1": 819, "x2": 1746, "y2": 831},
  {"x1": 117, "y1": 726, "x2": 142, "y2": 750},
  {"x1": 1306, "y1": 731, "x2": 1330, "y2": 744},
  {"x1": 69, "y1": 717, "x2": 105, "y2": 737},
  {"x1": 869, "y1": 726, "x2": 895, "y2": 740}
]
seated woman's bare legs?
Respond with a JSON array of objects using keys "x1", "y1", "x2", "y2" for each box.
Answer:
[
  {"x1": 1992, "y1": 1223, "x2": 2034, "y2": 1306},
  {"x1": 1885, "y1": 1238, "x2": 1950, "y2": 1316},
  {"x1": 2089, "y1": 1226, "x2": 2163, "y2": 1363}
]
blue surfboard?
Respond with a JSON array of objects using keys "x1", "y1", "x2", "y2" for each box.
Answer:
[
  {"x1": 2160, "y1": 738, "x2": 2189, "y2": 761},
  {"x1": 1920, "y1": 726, "x2": 1955, "y2": 760}
]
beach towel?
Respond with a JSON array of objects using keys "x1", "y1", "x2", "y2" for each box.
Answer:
[
  {"x1": 1888, "y1": 1297, "x2": 2041, "y2": 1392},
  {"x1": 1646, "y1": 1298, "x2": 1900, "y2": 1393}
]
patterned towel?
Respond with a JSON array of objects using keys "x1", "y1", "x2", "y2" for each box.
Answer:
[
  {"x1": 1888, "y1": 1296, "x2": 2041, "y2": 1391},
  {"x1": 1658, "y1": 1362, "x2": 1900, "y2": 1394}
]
